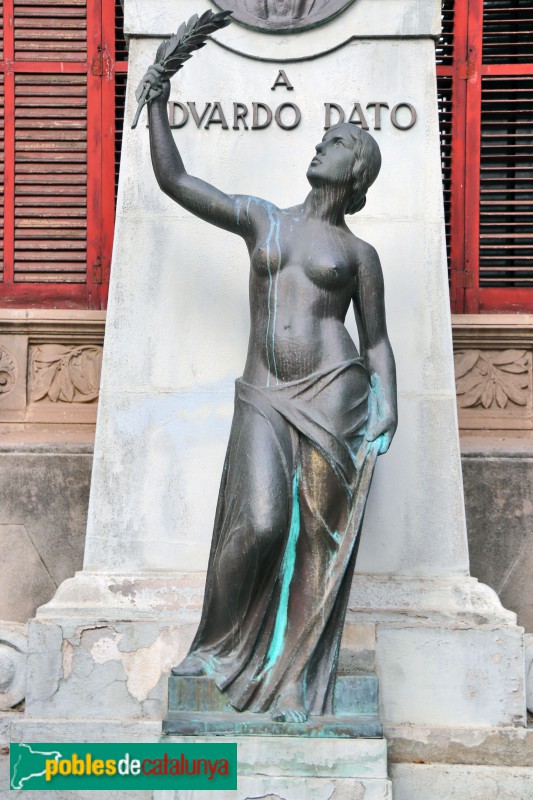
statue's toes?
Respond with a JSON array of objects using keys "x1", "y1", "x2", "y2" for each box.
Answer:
[
  {"x1": 270, "y1": 705, "x2": 308, "y2": 723},
  {"x1": 291, "y1": 708, "x2": 308, "y2": 723}
]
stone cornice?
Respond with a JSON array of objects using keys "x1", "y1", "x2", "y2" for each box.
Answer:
[{"x1": 0, "y1": 310, "x2": 106, "y2": 344}]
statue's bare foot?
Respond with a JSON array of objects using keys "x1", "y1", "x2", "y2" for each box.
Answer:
[
  {"x1": 171, "y1": 655, "x2": 205, "y2": 676},
  {"x1": 271, "y1": 688, "x2": 308, "y2": 723}
]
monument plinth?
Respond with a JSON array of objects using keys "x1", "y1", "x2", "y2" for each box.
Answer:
[{"x1": 14, "y1": 1, "x2": 530, "y2": 798}]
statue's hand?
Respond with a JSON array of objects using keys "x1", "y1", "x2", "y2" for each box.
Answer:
[
  {"x1": 135, "y1": 64, "x2": 170, "y2": 105},
  {"x1": 365, "y1": 374, "x2": 397, "y2": 455},
  {"x1": 365, "y1": 415, "x2": 397, "y2": 455}
]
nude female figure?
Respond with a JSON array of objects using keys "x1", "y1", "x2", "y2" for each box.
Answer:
[{"x1": 140, "y1": 63, "x2": 397, "y2": 723}]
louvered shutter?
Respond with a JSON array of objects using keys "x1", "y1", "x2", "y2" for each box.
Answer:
[
  {"x1": 479, "y1": 76, "x2": 533, "y2": 292},
  {"x1": 14, "y1": 0, "x2": 87, "y2": 62},
  {"x1": 0, "y1": 0, "x2": 128, "y2": 309},
  {"x1": 14, "y1": 73, "x2": 88, "y2": 284},
  {"x1": 438, "y1": 0, "x2": 533, "y2": 312},
  {"x1": 476, "y1": 1, "x2": 533, "y2": 307},
  {"x1": 436, "y1": 0, "x2": 455, "y2": 281}
]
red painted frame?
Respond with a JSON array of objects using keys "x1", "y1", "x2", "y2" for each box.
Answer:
[
  {"x1": 0, "y1": 1, "x2": 126, "y2": 309},
  {"x1": 438, "y1": 0, "x2": 533, "y2": 313}
]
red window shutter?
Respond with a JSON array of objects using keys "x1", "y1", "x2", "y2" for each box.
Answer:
[
  {"x1": 13, "y1": 0, "x2": 88, "y2": 62},
  {"x1": 0, "y1": 0, "x2": 128, "y2": 309},
  {"x1": 440, "y1": 0, "x2": 533, "y2": 313},
  {"x1": 14, "y1": 73, "x2": 88, "y2": 284},
  {"x1": 478, "y1": 75, "x2": 533, "y2": 303},
  {"x1": 475, "y1": 0, "x2": 533, "y2": 311}
]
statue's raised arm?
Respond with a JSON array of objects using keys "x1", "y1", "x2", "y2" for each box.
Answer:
[
  {"x1": 145, "y1": 72, "x2": 254, "y2": 237},
  {"x1": 135, "y1": 10, "x2": 267, "y2": 239}
]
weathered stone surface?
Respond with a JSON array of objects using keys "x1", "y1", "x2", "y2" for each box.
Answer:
[
  {"x1": 526, "y1": 635, "x2": 533, "y2": 714},
  {"x1": 25, "y1": 618, "x2": 194, "y2": 720},
  {"x1": 462, "y1": 445, "x2": 533, "y2": 632},
  {"x1": 162, "y1": 735, "x2": 389, "y2": 779},
  {"x1": 154, "y1": 777, "x2": 393, "y2": 800},
  {"x1": 390, "y1": 764, "x2": 533, "y2": 800},
  {"x1": 156, "y1": 735, "x2": 392, "y2": 800},
  {"x1": 26, "y1": 575, "x2": 526, "y2": 728},
  {"x1": 1, "y1": 717, "x2": 160, "y2": 796},
  {"x1": 385, "y1": 724, "x2": 533, "y2": 767},
  {"x1": 376, "y1": 624, "x2": 526, "y2": 726},
  {"x1": 0, "y1": 446, "x2": 92, "y2": 622}
]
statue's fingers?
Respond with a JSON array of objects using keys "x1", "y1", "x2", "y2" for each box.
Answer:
[
  {"x1": 379, "y1": 432, "x2": 391, "y2": 454},
  {"x1": 145, "y1": 65, "x2": 164, "y2": 80},
  {"x1": 135, "y1": 81, "x2": 148, "y2": 102}
]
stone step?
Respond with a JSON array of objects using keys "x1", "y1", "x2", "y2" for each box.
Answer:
[{"x1": 162, "y1": 710, "x2": 383, "y2": 738}]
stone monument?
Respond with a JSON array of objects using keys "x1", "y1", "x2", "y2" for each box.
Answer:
[{"x1": 11, "y1": 1, "x2": 531, "y2": 798}]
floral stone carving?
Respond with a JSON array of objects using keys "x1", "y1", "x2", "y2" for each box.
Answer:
[
  {"x1": 31, "y1": 345, "x2": 103, "y2": 403},
  {"x1": 454, "y1": 349, "x2": 530, "y2": 410},
  {"x1": 0, "y1": 346, "x2": 17, "y2": 396}
]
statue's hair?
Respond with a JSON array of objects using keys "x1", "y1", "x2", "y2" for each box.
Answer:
[{"x1": 329, "y1": 124, "x2": 381, "y2": 215}]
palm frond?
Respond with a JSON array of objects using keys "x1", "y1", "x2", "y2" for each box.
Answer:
[{"x1": 132, "y1": 10, "x2": 232, "y2": 129}]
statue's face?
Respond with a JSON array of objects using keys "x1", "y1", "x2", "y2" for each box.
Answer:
[{"x1": 307, "y1": 124, "x2": 361, "y2": 189}]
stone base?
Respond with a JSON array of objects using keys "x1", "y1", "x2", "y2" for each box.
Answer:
[
  {"x1": 4, "y1": 717, "x2": 533, "y2": 799},
  {"x1": 25, "y1": 571, "x2": 527, "y2": 728},
  {"x1": 154, "y1": 776, "x2": 393, "y2": 799},
  {"x1": 387, "y1": 723, "x2": 533, "y2": 800},
  {"x1": 1, "y1": 717, "x2": 160, "y2": 799},
  {"x1": 163, "y1": 674, "x2": 382, "y2": 738},
  {"x1": 390, "y1": 764, "x2": 533, "y2": 800},
  {"x1": 163, "y1": 710, "x2": 382, "y2": 739},
  {"x1": 156, "y1": 735, "x2": 392, "y2": 800},
  {"x1": 2, "y1": 720, "x2": 392, "y2": 800}
]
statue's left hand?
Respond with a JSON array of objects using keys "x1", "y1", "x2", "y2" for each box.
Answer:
[
  {"x1": 366, "y1": 418, "x2": 396, "y2": 454},
  {"x1": 365, "y1": 374, "x2": 397, "y2": 455}
]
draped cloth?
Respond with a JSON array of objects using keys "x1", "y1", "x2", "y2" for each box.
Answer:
[{"x1": 186, "y1": 359, "x2": 379, "y2": 715}]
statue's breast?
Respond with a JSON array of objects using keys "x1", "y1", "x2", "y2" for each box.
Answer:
[
  {"x1": 303, "y1": 258, "x2": 353, "y2": 292},
  {"x1": 251, "y1": 244, "x2": 284, "y2": 276}
]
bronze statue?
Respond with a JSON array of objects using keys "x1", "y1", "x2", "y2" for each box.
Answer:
[{"x1": 138, "y1": 55, "x2": 397, "y2": 724}]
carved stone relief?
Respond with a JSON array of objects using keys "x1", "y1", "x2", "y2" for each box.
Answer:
[
  {"x1": 0, "y1": 346, "x2": 17, "y2": 397},
  {"x1": 30, "y1": 345, "x2": 102, "y2": 404},
  {"x1": 453, "y1": 347, "x2": 533, "y2": 431},
  {"x1": 0, "y1": 313, "x2": 105, "y2": 426},
  {"x1": 212, "y1": 0, "x2": 356, "y2": 32},
  {"x1": 455, "y1": 349, "x2": 530, "y2": 411},
  {"x1": 452, "y1": 316, "x2": 533, "y2": 432}
]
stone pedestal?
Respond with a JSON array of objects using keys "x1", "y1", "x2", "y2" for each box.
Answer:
[
  {"x1": 163, "y1": 675, "x2": 381, "y2": 737},
  {"x1": 154, "y1": 736, "x2": 393, "y2": 800},
  {"x1": 18, "y1": 1, "x2": 530, "y2": 797}
]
